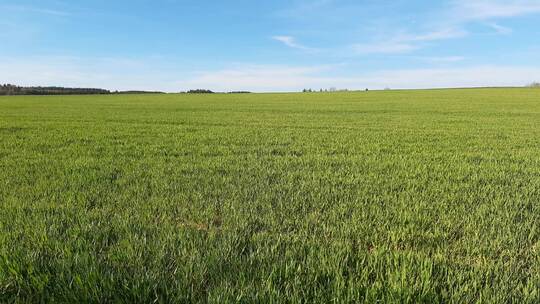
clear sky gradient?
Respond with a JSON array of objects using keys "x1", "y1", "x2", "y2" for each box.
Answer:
[{"x1": 2, "y1": 0, "x2": 540, "y2": 92}]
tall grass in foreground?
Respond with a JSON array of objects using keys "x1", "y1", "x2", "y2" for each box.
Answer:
[{"x1": 0, "y1": 88, "x2": 539, "y2": 303}]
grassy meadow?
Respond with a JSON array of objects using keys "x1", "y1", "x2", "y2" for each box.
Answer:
[{"x1": 0, "y1": 88, "x2": 539, "y2": 303}]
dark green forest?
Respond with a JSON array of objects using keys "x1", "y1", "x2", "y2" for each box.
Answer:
[{"x1": 0, "y1": 84, "x2": 112, "y2": 95}]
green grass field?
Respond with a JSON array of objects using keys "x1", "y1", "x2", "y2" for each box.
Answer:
[{"x1": 1, "y1": 88, "x2": 539, "y2": 303}]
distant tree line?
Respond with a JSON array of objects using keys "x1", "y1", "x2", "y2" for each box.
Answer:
[
  {"x1": 112, "y1": 90, "x2": 165, "y2": 94},
  {"x1": 302, "y1": 88, "x2": 352, "y2": 93},
  {"x1": 177, "y1": 90, "x2": 251, "y2": 94},
  {"x1": 0, "y1": 84, "x2": 255, "y2": 96},
  {"x1": 528, "y1": 82, "x2": 540, "y2": 88},
  {"x1": 0, "y1": 84, "x2": 171, "y2": 96},
  {"x1": 186, "y1": 89, "x2": 215, "y2": 94},
  {"x1": 0, "y1": 84, "x2": 110, "y2": 96}
]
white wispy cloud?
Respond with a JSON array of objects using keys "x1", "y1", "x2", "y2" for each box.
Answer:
[
  {"x1": 485, "y1": 22, "x2": 513, "y2": 34},
  {"x1": 272, "y1": 35, "x2": 316, "y2": 52},
  {"x1": 353, "y1": 28, "x2": 466, "y2": 55},
  {"x1": 360, "y1": 65, "x2": 540, "y2": 89},
  {"x1": 180, "y1": 64, "x2": 540, "y2": 92},
  {"x1": 0, "y1": 56, "x2": 184, "y2": 92},
  {"x1": 353, "y1": 41, "x2": 419, "y2": 55},
  {"x1": 0, "y1": 4, "x2": 70, "y2": 16},
  {"x1": 452, "y1": 0, "x2": 540, "y2": 20},
  {"x1": 272, "y1": 36, "x2": 302, "y2": 48},
  {"x1": 351, "y1": 1, "x2": 540, "y2": 55},
  {"x1": 2, "y1": 57, "x2": 539, "y2": 92},
  {"x1": 420, "y1": 56, "x2": 466, "y2": 63},
  {"x1": 273, "y1": 1, "x2": 540, "y2": 59},
  {"x1": 446, "y1": 0, "x2": 540, "y2": 34},
  {"x1": 181, "y1": 64, "x2": 334, "y2": 91},
  {"x1": 398, "y1": 28, "x2": 468, "y2": 42}
]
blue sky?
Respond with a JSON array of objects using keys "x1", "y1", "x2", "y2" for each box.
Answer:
[{"x1": 2, "y1": 0, "x2": 540, "y2": 92}]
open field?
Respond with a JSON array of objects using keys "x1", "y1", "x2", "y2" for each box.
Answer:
[{"x1": 0, "y1": 88, "x2": 539, "y2": 303}]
